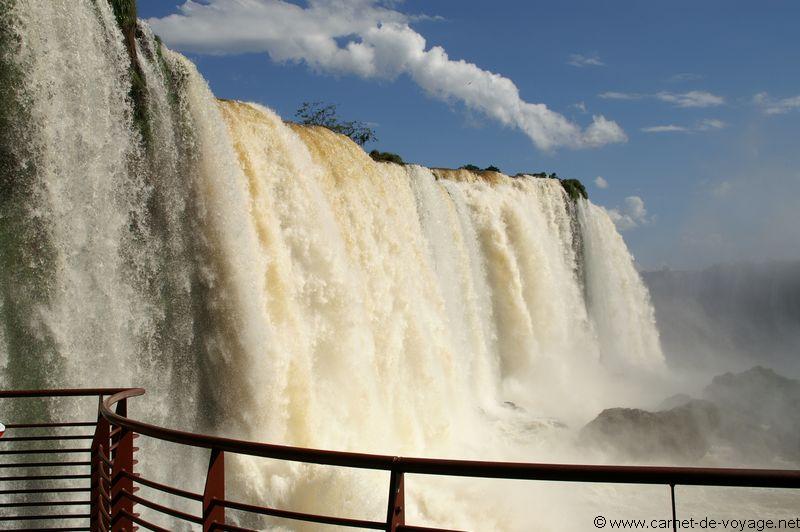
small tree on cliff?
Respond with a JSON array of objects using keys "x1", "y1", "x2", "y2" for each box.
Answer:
[{"x1": 294, "y1": 102, "x2": 377, "y2": 146}]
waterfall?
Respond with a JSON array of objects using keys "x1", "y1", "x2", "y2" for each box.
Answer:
[{"x1": 0, "y1": 1, "x2": 667, "y2": 529}]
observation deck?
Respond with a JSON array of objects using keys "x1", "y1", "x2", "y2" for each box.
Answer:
[{"x1": 0, "y1": 388, "x2": 797, "y2": 531}]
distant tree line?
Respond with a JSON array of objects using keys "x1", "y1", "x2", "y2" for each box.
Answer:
[
  {"x1": 461, "y1": 166, "x2": 588, "y2": 200},
  {"x1": 459, "y1": 164, "x2": 502, "y2": 173}
]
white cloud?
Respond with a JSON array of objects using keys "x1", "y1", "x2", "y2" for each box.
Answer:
[
  {"x1": 655, "y1": 91, "x2": 724, "y2": 108},
  {"x1": 571, "y1": 101, "x2": 587, "y2": 113},
  {"x1": 607, "y1": 195, "x2": 650, "y2": 231},
  {"x1": 600, "y1": 90, "x2": 724, "y2": 108},
  {"x1": 667, "y1": 72, "x2": 703, "y2": 83},
  {"x1": 641, "y1": 125, "x2": 688, "y2": 133},
  {"x1": 753, "y1": 92, "x2": 800, "y2": 115},
  {"x1": 148, "y1": 1, "x2": 626, "y2": 151},
  {"x1": 599, "y1": 91, "x2": 644, "y2": 101},
  {"x1": 641, "y1": 119, "x2": 726, "y2": 134},
  {"x1": 567, "y1": 53, "x2": 605, "y2": 67},
  {"x1": 594, "y1": 176, "x2": 608, "y2": 189},
  {"x1": 695, "y1": 118, "x2": 726, "y2": 131}
]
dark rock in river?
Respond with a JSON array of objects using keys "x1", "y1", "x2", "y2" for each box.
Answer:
[
  {"x1": 580, "y1": 400, "x2": 720, "y2": 463},
  {"x1": 703, "y1": 366, "x2": 800, "y2": 462},
  {"x1": 582, "y1": 367, "x2": 800, "y2": 466}
]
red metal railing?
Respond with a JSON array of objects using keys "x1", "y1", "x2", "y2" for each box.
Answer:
[
  {"x1": 1, "y1": 388, "x2": 799, "y2": 531},
  {"x1": 0, "y1": 389, "x2": 128, "y2": 531}
]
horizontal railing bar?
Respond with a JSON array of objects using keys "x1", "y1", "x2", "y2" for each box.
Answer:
[
  {"x1": 119, "y1": 509, "x2": 170, "y2": 532},
  {"x1": 0, "y1": 500, "x2": 91, "y2": 508},
  {"x1": 0, "y1": 435, "x2": 94, "y2": 442},
  {"x1": 101, "y1": 390, "x2": 800, "y2": 489},
  {"x1": 0, "y1": 461, "x2": 91, "y2": 468},
  {"x1": 0, "y1": 486, "x2": 90, "y2": 495},
  {"x1": 0, "y1": 513, "x2": 91, "y2": 521},
  {"x1": 218, "y1": 498, "x2": 384, "y2": 529},
  {"x1": 0, "y1": 448, "x2": 91, "y2": 455},
  {"x1": 0, "y1": 474, "x2": 91, "y2": 482},
  {"x1": 395, "y1": 459, "x2": 800, "y2": 488},
  {"x1": 5, "y1": 422, "x2": 96, "y2": 429},
  {"x1": 0, "y1": 388, "x2": 129, "y2": 398},
  {"x1": 124, "y1": 471, "x2": 203, "y2": 501},
  {"x1": 122, "y1": 489, "x2": 202, "y2": 524}
]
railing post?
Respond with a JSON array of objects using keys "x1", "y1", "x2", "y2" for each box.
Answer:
[
  {"x1": 90, "y1": 396, "x2": 111, "y2": 532},
  {"x1": 386, "y1": 469, "x2": 405, "y2": 532},
  {"x1": 111, "y1": 398, "x2": 134, "y2": 532},
  {"x1": 203, "y1": 449, "x2": 225, "y2": 531},
  {"x1": 670, "y1": 484, "x2": 677, "y2": 532}
]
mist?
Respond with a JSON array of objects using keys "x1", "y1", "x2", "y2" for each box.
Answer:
[{"x1": 643, "y1": 261, "x2": 800, "y2": 379}]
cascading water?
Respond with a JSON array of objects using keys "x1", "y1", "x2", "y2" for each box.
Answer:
[{"x1": 0, "y1": 1, "x2": 687, "y2": 529}]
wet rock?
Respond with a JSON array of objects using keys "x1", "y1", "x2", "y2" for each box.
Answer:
[
  {"x1": 703, "y1": 366, "x2": 800, "y2": 462},
  {"x1": 580, "y1": 400, "x2": 720, "y2": 463}
]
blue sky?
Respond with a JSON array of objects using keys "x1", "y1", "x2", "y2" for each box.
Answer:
[{"x1": 138, "y1": 0, "x2": 800, "y2": 270}]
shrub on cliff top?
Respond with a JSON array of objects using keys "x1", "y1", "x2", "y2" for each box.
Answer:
[
  {"x1": 561, "y1": 178, "x2": 588, "y2": 201},
  {"x1": 369, "y1": 150, "x2": 405, "y2": 165},
  {"x1": 295, "y1": 101, "x2": 377, "y2": 146}
]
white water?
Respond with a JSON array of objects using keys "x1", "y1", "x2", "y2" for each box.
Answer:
[{"x1": 0, "y1": 2, "x2": 694, "y2": 529}]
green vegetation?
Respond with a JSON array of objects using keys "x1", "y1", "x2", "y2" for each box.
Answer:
[
  {"x1": 369, "y1": 150, "x2": 405, "y2": 165},
  {"x1": 109, "y1": 0, "x2": 137, "y2": 35},
  {"x1": 560, "y1": 178, "x2": 588, "y2": 201},
  {"x1": 295, "y1": 101, "x2": 377, "y2": 146},
  {"x1": 460, "y1": 164, "x2": 502, "y2": 173},
  {"x1": 521, "y1": 172, "x2": 559, "y2": 179},
  {"x1": 150, "y1": 35, "x2": 182, "y2": 111},
  {"x1": 515, "y1": 172, "x2": 588, "y2": 200},
  {"x1": 107, "y1": 0, "x2": 152, "y2": 145},
  {"x1": 522, "y1": 172, "x2": 548, "y2": 178}
]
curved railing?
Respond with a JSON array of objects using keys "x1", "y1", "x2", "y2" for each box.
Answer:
[{"x1": 2, "y1": 387, "x2": 799, "y2": 531}]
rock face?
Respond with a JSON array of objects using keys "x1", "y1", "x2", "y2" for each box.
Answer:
[
  {"x1": 703, "y1": 366, "x2": 800, "y2": 463},
  {"x1": 580, "y1": 400, "x2": 720, "y2": 463},
  {"x1": 581, "y1": 366, "x2": 800, "y2": 465}
]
